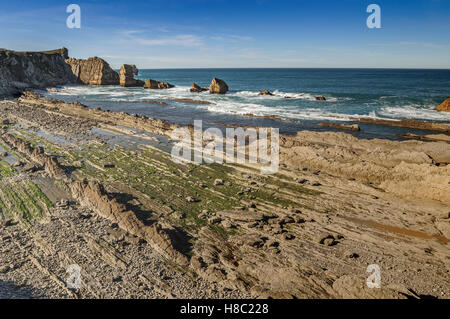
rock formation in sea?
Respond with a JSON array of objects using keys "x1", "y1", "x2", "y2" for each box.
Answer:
[
  {"x1": 436, "y1": 98, "x2": 450, "y2": 112},
  {"x1": 65, "y1": 57, "x2": 119, "y2": 85},
  {"x1": 259, "y1": 90, "x2": 274, "y2": 96},
  {"x1": 0, "y1": 48, "x2": 77, "y2": 96},
  {"x1": 143, "y1": 79, "x2": 174, "y2": 89},
  {"x1": 209, "y1": 78, "x2": 229, "y2": 94},
  {"x1": 190, "y1": 82, "x2": 208, "y2": 93},
  {"x1": 316, "y1": 96, "x2": 327, "y2": 101},
  {"x1": 120, "y1": 64, "x2": 145, "y2": 87}
]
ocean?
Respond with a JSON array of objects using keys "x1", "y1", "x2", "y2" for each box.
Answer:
[{"x1": 43, "y1": 68, "x2": 450, "y2": 138}]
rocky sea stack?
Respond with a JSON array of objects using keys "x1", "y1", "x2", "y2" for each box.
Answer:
[
  {"x1": 209, "y1": 78, "x2": 229, "y2": 94},
  {"x1": 120, "y1": 64, "x2": 145, "y2": 87},
  {"x1": 65, "y1": 56, "x2": 119, "y2": 85}
]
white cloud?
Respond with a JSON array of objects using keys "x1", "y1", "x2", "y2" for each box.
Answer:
[
  {"x1": 210, "y1": 34, "x2": 254, "y2": 42},
  {"x1": 118, "y1": 30, "x2": 204, "y2": 47},
  {"x1": 369, "y1": 42, "x2": 445, "y2": 48},
  {"x1": 135, "y1": 34, "x2": 203, "y2": 46}
]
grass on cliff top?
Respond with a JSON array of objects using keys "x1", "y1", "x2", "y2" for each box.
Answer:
[{"x1": 0, "y1": 48, "x2": 67, "y2": 56}]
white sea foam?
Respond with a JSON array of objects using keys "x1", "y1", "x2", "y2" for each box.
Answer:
[
  {"x1": 45, "y1": 85, "x2": 450, "y2": 123},
  {"x1": 231, "y1": 89, "x2": 339, "y2": 102},
  {"x1": 378, "y1": 105, "x2": 450, "y2": 121},
  {"x1": 199, "y1": 101, "x2": 368, "y2": 122}
]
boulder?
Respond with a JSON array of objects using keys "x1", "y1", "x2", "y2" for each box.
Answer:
[
  {"x1": 190, "y1": 82, "x2": 208, "y2": 93},
  {"x1": 436, "y1": 98, "x2": 450, "y2": 112},
  {"x1": 209, "y1": 78, "x2": 229, "y2": 94},
  {"x1": 143, "y1": 78, "x2": 174, "y2": 89},
  {"x1": 120, "y1": 64, "x2": 145, "y2": 87},
  {"x1": 158, "y1": 81, "x2": 174, "y2": 89},
  {"x1": 315, "y1": 96, "x2": 326, "y2": 101},
  {"x1": 259, "y1": 90, "x2": 273, "y2": 96},
  {"x1": 65, "y1": 57, "x2": 119, "y2": 85}
]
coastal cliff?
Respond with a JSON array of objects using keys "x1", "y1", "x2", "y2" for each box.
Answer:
[{"x1": 0, "y1": 48, "x2": 77, "y2": 96}]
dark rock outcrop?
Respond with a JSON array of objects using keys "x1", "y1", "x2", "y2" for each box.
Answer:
[
  {"x1": 120, "y1": 64, "x2": 144, "y2": 87},
  {"x1": 209, "y1": 78, "x2": 229, "y2": 94},
  {"x1": 436, "y1": 98, "x2": 450, "y2": 112},
  {"x1": 168, "y1": 98, "x2": 213, "y2": 105},
  {"x1": 316, "y1": 96, "x2": 326, "y2": 101},
  {"x1": 66, "y1": 57, "x2": 119, "y2": 85},
  {"x1": 190, "y1": 82, "x2": 208, "y2": 93},
  {"x1": 143, "y1": 78, "x2": 174, "y2": 89},
  {"x1": 0, "y1": 48, "x2": 77, "y2": 96}
]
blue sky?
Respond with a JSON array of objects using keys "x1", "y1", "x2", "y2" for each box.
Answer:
[{"x1": 0, "y1": 0, "x2": 449, "y2": 68}]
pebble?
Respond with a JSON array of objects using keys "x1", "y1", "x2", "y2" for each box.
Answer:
[{"x1": 214, "y1": 179, "x2": 224, "y2": 186}]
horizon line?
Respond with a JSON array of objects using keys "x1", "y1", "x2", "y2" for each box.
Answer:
[{"x1": 113, "y1": 67, "x2": 450, "y2": 71}]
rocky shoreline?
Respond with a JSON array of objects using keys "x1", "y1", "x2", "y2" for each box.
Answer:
[
  {"x1": 0, "y1": 91, "x2": 449, "y2": 299},
  {"x1": 1, "y1": 47, "x2": 448, "y2": 137},
  {"x1": 0, "y1": 48, "x2": 449, "y2": 299}
]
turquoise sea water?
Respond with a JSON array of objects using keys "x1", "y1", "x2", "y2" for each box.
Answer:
[{"x1": 44, "y1": 68, "x2": 450, "y2": 138}]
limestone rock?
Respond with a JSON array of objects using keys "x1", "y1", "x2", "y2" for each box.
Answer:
[
  {"x1": 209, "y1": 78, "x2": 229, "y2": 94},
  {"x1": 143, "y1": 79, "x2": 174, "y2": 89},
  {"x1": 1, "y1": 132, "x2": 66, "y2": 178},
  {"x1": 70, "y1": 180, "x2": 189, "y2": 266},
  {"x1": 120, "y1": 64, "x2": 144, "y2": 87},
  {"x1": 215, "y1": 210, "x2": 264, "y2": 222},
  {"x1": 318, "y1": 122, "x2": 360, "y2": 132},
  {"x1": 65, "y1": 57, "x2": 119, "y2": 85},
  {"x1": 333, "y1": 275, "x2": 420, "y2": 299},
  {"x1": 436, "y1": 98, "x2": 450, "y2": 112},
  {"x1": 190, "y1": 82, "x2": 208, "y2": 93},
  {"x1": 259, "y1": 90, "x2": 273, "y2": 96}
]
